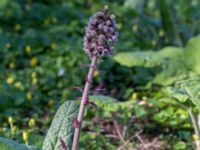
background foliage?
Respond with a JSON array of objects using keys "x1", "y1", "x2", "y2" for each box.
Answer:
[{"x1": 1, "y1": 0, "x2": 200, "y2": 149}]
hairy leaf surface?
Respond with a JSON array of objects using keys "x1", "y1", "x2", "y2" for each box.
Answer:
[{"x1": 42, "y1": 101, "x2": 79, "y2": 150}]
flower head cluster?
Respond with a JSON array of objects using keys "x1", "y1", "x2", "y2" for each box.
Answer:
[{"x1": 83, "y1": 5, "x2": 118, "y2": 57}]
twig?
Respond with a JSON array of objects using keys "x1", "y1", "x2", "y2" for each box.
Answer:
[
  {"x1": 116, "y1": 130, "x2": 143, "y2": 150},
  {"x1": 135, "y1": 131, "x2": 148, "y2": 150},
  {"x1": 113, "y1": 121, "x2": 126, "y2": 144}
]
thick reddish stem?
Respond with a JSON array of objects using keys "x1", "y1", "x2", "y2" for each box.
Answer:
[{"x1": 72, "y1": 56, "x2": 97, "y2": 150}]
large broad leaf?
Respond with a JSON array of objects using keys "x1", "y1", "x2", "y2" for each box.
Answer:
[
  {"x1": 113, "y1": 51, "x2": 158, "y2": 67},
  {"x1": 158, "y1": 47, "x2": 183, "y2": 59},
  {"x1": 113, "y1": 36, "x2": 200, "y2": 86},
  {"x1": 165, "y1": 75, "x2": 200, "y2": 107},
  {"x1": 184, "y1": 35, "x2": 200, "y2": 74},
  {"x1": 114, "y1": 47, "x2": 185, "y2": 85},
  {"x1": 42, "y1": 101, "x2": 79, "y2": 150},
  {"x1": 90, "y1": 95, "x2": 135, "y2": 112},
  {"x1": 0, "y1": 137, "x2": 39, "y2": 150},
  {"x1": 113, "y1": 47, "x2": 183, "y2": 68}
]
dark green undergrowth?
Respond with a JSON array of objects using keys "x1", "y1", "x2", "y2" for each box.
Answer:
[{"x1": 1, "y1": 0, "x2": 200, "y2": 149}]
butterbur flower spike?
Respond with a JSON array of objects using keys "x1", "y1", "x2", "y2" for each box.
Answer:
[
  {"x1": 72, "y1": 5, "x2": 118, "y2": 150},
  {"x1": 83, "y1": 5, "x2": 118, "y2": 58}
]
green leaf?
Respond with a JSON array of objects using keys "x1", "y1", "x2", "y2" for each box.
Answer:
[
  {"x1": 165, "y1": 87, "x2": 189, "y2": 102},
  {"x1": 173, "y1": 141, "x2": 186, "y2": 150},
  {"x1": 165, "y1": 75, "x2": 200, "y2": 107},
  {"x1": 0, "y1": 137, "x2": 39, "y2": 150},
  {"x1": 135, "y1": 106, "x2": 147, "y2": 117},
  {"x1": 90, "y1": 95, "x2": 135, "y2": 112},
  {"x1": 113, "y1": 51, "x2": 158, "y2": 67},
  {"x1": 153, "y1": 107, "x2": 175, "y2": 123},
  {"x1": 158, "y1": 47, "x2": 183, "y2": 59},
  {"x1": 114, "y1": 47, "x2": 185, "y2": 85},
  {"x1": 42, "y1": 100, "x2": 79, "y2": 150},
  {"x1": 159, "y1": 97, "x2": 179, "y2": 105},
  {"x1": 113, "y1": 47, "x2": 183, "y2": 68}
]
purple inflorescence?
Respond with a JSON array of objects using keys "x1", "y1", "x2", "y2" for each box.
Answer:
[{"x1": 83, "y1": 5, "x2": 118, "y2": 57}]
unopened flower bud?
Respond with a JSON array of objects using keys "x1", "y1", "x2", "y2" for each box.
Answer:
[
  {"x1": 110, "y1": 14, "x2": 115, "y2": 19},
  {"x1": 103, "y1": 26, "x2": 109, "y2": 32},
  {"x1": 98, "y1": 46, "x2": 104, "y2": 51},
  {"x1": 98, "y1": 24, "x2": 104, "y2": 30},
  {"x1": 109, "y1": 27, "x2": 114, "y2": 33},
  {"x1": 104, "y1": 5, "x2": 109, "y2": 11},
  {"x1": 104, "y1": 5, "x2": 109, "y2": 14},
  {"x1": 91, "y1": 19, "x2": 98, "y2": 26},
  {"x1": 106, "y1": 20, "x2": 112, "y2": 26},
  {"x1": 95, "y1": 12, "x2": 104, "y2": 18}
]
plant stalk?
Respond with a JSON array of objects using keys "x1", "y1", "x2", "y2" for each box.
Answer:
[
  {"x1": 188, "y1": 108, "x2": 200, "y2": 150},
  {"x1": 72, "y1": 56, "x2": 97, "y2": 150}
]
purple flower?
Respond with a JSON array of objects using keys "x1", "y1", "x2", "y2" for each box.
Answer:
[{"x1": 83, "y1": 5, "x2": 118, "y2": 57}]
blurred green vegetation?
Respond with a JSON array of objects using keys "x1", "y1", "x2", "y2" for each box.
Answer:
[{"x1": 0, "y1": 0, "x2": 200, "y2": 149}]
